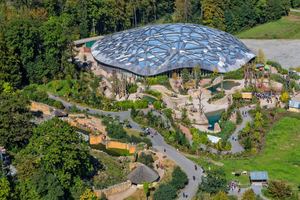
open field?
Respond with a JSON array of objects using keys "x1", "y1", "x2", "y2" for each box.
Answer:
[
  {"x1": 124, "y1": 128, "x2": 141, "y2": 137},
  {"x1": 189, "y1": 114, "x2": 300, "y2": 190},
  {"x1": 236, "y1": 12, "x2": 300, "y2": 39}
]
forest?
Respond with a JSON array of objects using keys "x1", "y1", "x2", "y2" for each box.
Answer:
[{"x1": 0, "y1": 0, "x2": 294, "y2": 90}]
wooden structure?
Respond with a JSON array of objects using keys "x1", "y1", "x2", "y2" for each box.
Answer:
[
  {"x1": 242, "y1": 92, "x2": 252, "y2": 101},
  {"x1": 250, "y1": 171, "x2": 268, "y2": 185}
]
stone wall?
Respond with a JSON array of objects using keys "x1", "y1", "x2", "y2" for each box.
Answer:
[
  {"x1": 212, "y1": 95, "x2": 228, "y2": 105},
  {"x1": 94, "y1": 180, "x2": 131, "y2": 197},
  {"x1": 30, "y1": 101, "x2": 51, "y2": 115},
  {"x1": 90, "y1": 135, "x2": 104, "y2": 144},
  {"x1": 106, "y1": 141, "x2": 136, "y2": 153}
]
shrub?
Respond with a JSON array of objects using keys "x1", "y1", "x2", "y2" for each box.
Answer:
[
  {"x1": 170, "y1": 166, "x2": 188, "y2": 190},
  {"x1": 270, "y1": 73, "x2": 284, "y2": 83},
  {"x1": 106, "y1": 123, "x2": 127, "y2": 140},
  {"x1": 153, "y1": 101, "x2": 161, "y2": 110},
  {"x1": 133, "y1": 99, "x2": 149, "y2": 109},
  {"x1": 53, "y1": 101, "x2": 64, "y2": 109},
  {"x1": 153, "y1": 184, "x2": 177, "y2": 200},
  {"x1": 251, "y1": 148, "x2": 258, "y2": 155},
  {"x1": 242, "y1": 189, "x2": 255, "y2": 200},
  {"x1": 137, "y1": 152, "x2": 154, "y2": 168},
  {"x1": 262, "y1": 121, "x2": 269, "y2": 129},
  {"x1": 213, "y1": 121, "x2": 236, "y2": 140},
  {"x1": 236, "y1": 110, "x2": 242, "y2": 125},
  {"x1": 268, "y1": 180, "x2": 292, "y2": 199}
]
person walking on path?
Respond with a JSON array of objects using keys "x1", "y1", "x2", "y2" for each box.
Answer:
[
  {"x1": 185, "y1": 193, "x2": 188, "y2": 198},
  {"x1": 183, "y1": 192, "x2": 185, "y2": 198},
  {"x1": 193, "y1": 176, "x2": 195, "y2": 181}
]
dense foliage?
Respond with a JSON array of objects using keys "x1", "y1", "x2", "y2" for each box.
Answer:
[
  {"x1": 198, "y1": 169, "x2": 228, "y2": 194},
  {"x1": 137, "y1": 152, "x2": 154, "y2": 168},
  {"x1": 0, "y1": 92, "x2": 33, "y2": 151}
]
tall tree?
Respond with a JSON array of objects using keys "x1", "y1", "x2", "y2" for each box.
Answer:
[
  {"x1": 0, "y1": 92, "x2": 33, "y2": 150},
  {"x1": 198, "y1": 168, "x2": 228, "y2": 194},
  {"x1": 22, "y1": 118, "x2": 90, "y2": 187}
]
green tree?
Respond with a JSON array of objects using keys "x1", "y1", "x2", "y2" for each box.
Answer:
[
  {"x1": 198, "y1": 169, "x2": 228, "y2": 194},
  {"x1": 22, "y1": 118, "x2": 90, "y2": 187},
  {"x1": 181, "y1": 68, "x2": 189, "y2": 83},
  {"x1": 153, "y1": 101, "x2": 161, "y2": 110},
  {"x1": 53, "y1": 81, "x2": 61, "y2": 92},
  {"x1": 138, "y1": 152, "x2": 154, "y2": 168},
  {"x1": 0, "y1": 33, "x2": 22, "y2": 88},
  {"x1": 189, "y1": 95, "x2": 193, "y2": 102},
  {"x1": 268, "y1": 180, "x2": 292, "y2": 199},
  {"x1": 181, "y1": 108, "x2": 188, "y2": 120},
  {"x1": 0, "y1": 177, "x2": 12, "y2": 200},
  {"x1": 242, "y1": 189, "x2": 255, "y2": 200},
  {"x1": 0, "y1": 92, "x2": 33, "y2": 150},
  {"x1": 16, "y1": 178, "x2": 40, "y2": 200},
  {"x1": 115, "y1": 115, "x2": 121, "y2": 123},
  {"x1": 142, "y1": 180, "x2": 153, "y2": 200},
  {"x1": 258, "y1": 48, "x2": 266, "y2": 64},
  {"x1": 170, "y1": 166, "x2": 188, "y2": 190},
  {"x1": 123, "y1": 119, "x2": 130, "y2": 127},
  {"x1": 53, "y1": 101, "x2": 64, "y2": 109},
  {"x1": 214, "y1": 190, "x2": 228, "y2": 200},
  {"x1": 30, "y1": 169, "x2": 65, "y2": 199},
  {"x1": 153, "y1": 184, "x2": 177, "y2": 200},
  {"x1": 130, "y1": 105, "x2": 137, "y2": 117},
  {"x1": 4, "y1": 20, "x2": 39, "y2": 79}
]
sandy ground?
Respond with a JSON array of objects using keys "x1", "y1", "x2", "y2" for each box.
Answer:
[{"x1": 241, "y1": 39, "x2": 300, "y2": 69}]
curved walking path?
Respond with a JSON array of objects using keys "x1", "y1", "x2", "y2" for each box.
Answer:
[
  {"x1": 49, "y1": 94, "x2": 202, "y2": 199},
  {"x1": 48, "y1": 95, "x2": 253, "y2": 199},
  {"x1": 227, "y1": 107, "x2": 253, "y2": 153}
]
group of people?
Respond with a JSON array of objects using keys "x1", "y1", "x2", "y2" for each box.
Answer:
[
  {"x1": 229, "y1": 181, "x2": 241, "y2": 194},
  {"x1": 241, "y1": 110, "x2": 247, "y2": 118}
]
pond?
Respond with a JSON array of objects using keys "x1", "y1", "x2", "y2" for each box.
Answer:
[
  {"x1": 143, "y1": 95, "x2": 158, "y2": 103},
  {"x1": 205, "y1": 109, "x2": 225, "y2": 130},
  {"x1": 206, "y1": 81, "x2": 240, "y2": 95}
]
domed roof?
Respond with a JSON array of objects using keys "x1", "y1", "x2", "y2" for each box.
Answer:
[
  {"x1": 126, "y1": 164, "x2": 159, "y2": 184},
  {"x1": 91, "y1": 23, "x2": 256, "y2": 76}
]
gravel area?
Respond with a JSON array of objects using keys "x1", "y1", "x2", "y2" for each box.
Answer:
[{"x1": 241, "y1": 39, "x2": 300, "y2": 69}]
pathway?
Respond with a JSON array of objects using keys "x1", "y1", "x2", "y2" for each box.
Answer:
[
  {"x1": 48, "y1": 94, "x2": 202, "y2": 199},
  {"x1": 48, "y1": 95, "x2": 254, "y2": 199},
  {"x1": 107, "y1": 187, "x2": 137, "y2": 200},
  {"x1": 227, "y1": 107, "x2": 253, "y2": 153}
]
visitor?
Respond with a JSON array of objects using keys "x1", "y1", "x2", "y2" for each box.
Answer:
[
  {"x1": 185, "y1": 193, "x2": 188, "y2": 198},
  {"x1": 195, "y1": 165, "x2": 197, "y2": 170},
  {"x1": 164, "y1": 148, "x2": 166, "y2": 152},
  {"x1": 161, "y1": 164, "x2": 163, "y2": 169},
  {"x1": 238, "y1": 188, "x2": 241, "y2": 194},
  {"x1": 193, "y1": 176, "x2": 195, "y2": 181},
  {"x1": 183, "y1": 193, "x2": 185, "y2": 197}
]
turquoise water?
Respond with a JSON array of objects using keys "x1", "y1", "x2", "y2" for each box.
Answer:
[
  {"x1": 206, "y1": 81, "x2": 240, "y2": 95},
  {"x1": 143, "y1": 95, "x2": 158, "y2": 103},
  {"x1": 205, "y1": 109, "x2": 225, "y2": 130}
]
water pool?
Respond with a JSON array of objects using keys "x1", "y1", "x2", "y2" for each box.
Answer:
[
  {"x1": 143, "y1": 95, "x2": 158, "y2": 103},
  {"x1": 206, "y1": 81, "x2": 240, "y2": 95},
  {"x1": 205, "y1": 109, "x2": 225, "y2": 130}
]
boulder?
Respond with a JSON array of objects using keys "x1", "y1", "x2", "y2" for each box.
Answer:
[{"x1": 214, "y1": 122, "x2": 221, "y2": 132}]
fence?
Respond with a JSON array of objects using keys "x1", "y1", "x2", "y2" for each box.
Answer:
[{"x1": 94, "y1": 180, "x2": 131, "y2": 197}]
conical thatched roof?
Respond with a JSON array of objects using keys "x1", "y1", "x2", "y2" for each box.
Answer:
[{"x1": 126, "y1": 164, "x2": 159, "y2": 184}]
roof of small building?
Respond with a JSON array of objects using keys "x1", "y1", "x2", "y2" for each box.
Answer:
[
  {"x1": 242, "y1": 92, "x2": 252, "y2": 99},
  {"x1": 289, "y1": 100, "x2": 300, "y2": 108},
  {"x1": 250, "y1": 171, "x2": 269, "y2": 181},
  {"x1": 52, "y1": 109, "x2": 68, "y2": 117},
  {"x1": 207, "y1": 135, "x2": 222, "y2": 144},
  {"x1": 126, "y1": 163, "x2": 159, "y2": 184}
]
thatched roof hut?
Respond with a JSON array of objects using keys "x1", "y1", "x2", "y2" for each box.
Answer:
[{"x1": 126, "y1": 164, "x2": 159, "y2": 184}]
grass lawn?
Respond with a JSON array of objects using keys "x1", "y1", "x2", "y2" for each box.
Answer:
[
  {"x1": 236, "y1": 12, "x2": 300, "y2": 39},
  {"x1": 37, "y1": 79, "x2": 77, "y2": 96},
  {"x1": 124, "y1": 128, "x2": 141, "y2": 137},
  {"x1": 189, "y1": 114, "x2": 300, "y2": 190},
  {"x1": 106, "y1": 148, "x2": 133, "y2": 156}
]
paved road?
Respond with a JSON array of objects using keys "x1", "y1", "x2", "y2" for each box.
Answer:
[
  {"x1": 290, "y1": 9, "x2": 300, "y2": 12},
  {"x1": 227, "y1": 107, "x2": 253, "y2": 153},
  {"x1": 49, "y1": 94, "x2": 201, "y2": 199}
]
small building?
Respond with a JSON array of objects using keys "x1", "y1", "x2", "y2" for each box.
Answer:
[
  {"x1": 242, "y1": 92, "x2": 252, "y2": 101},
  {"x1": 51, "y1": 109, "x2": 68, "y2": 117},
  {"x1": 207, "y1": 135, "x2": 222, "y2": 144},
  {"x1": 289, "y1": 100, "x2": 300, "y2": 113},
  {"x1": 250, "y1": 171, "x2": 268, "y2": 185},
  {"x1": 126, "y1": 163, "x2": 159, "y2": 185}
]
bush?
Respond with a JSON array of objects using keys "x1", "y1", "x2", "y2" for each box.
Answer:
[
  {"x1": 153, "y1": 101, "x2": 161, "y2": 110},
  {"x1": 53, "y1": 101, "x2": 64, "y2": 109},
  {"x1": 267, "y1": 61, "x2": 282, "y2": 70},
  {"x1": 268, "y1": 180, "x2": 292, "y2": 199},
  {"x1": 270, "y1": 73, "x2": 284, "y2": 83},
  {"x1": 137, "y1": 152, "x2": 154, "y2": 168},
  {"x1": 153, "y1": 184, "x2": 177, "y2": 200},
  {"x1": 236, "y1": 110, "x2": 242, "y2": 125},
  {"x1": 262, "y1": 121, "x2": 269, "y2": 129},
  {"x1": 106, "y1": 123, "x2": 127, "y2": 139},
  {"x1": 170, "y1": 166, "x2": 188, "y2": 190},
  {"x1": 133, "y1": 99, "x2": 149, "y2": 109},
  {"x1": 213, "y1": 121, "x2": 236, "y2": 140},
  {"x1": 128, "y1": 84, "x2": 138, "y2": 93},
  {"x1": 146, "y1": 89, "x2": 162, "y2": 99}
]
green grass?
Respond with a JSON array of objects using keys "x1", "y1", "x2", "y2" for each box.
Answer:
[
  {"x1": 236, "y1": 12, "x2": 300, "y2": 39},
  {"x1": 37, "y1": 79, "x2": 77, "y2": 96},
  {"x1": 189, "y1": 115, "x2": 300, "y2": 190},
  {"x1": 106, "y1": 148, "x2": 133, "y2": 156},
  {"x1": 124, "y1": 128, "x2": 141, "y2": 137}
]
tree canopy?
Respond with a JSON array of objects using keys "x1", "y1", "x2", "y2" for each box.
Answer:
[{"x1": 198, "y1": 168, "x2": 228, "y2": 194}]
